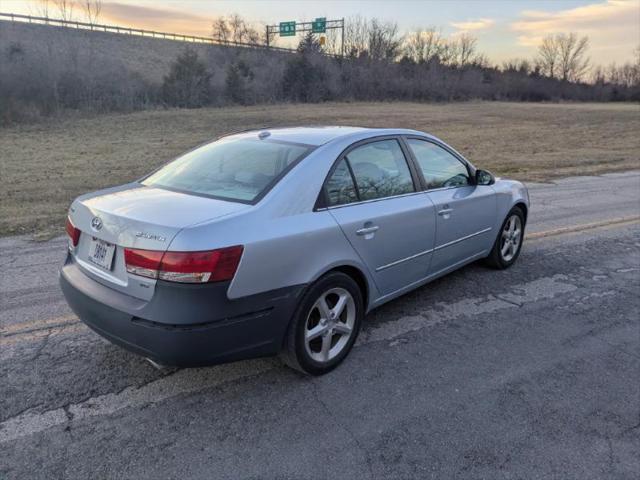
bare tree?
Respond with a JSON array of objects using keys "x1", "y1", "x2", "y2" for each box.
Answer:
[
  {"x1": 591, "y1": 65, "x2": 606, "y2": 85},
  {"x1": 54, "y1": 0, "x2": 75, "y2": 22},
  {"x1": 31, "y1": 0, "x2": 51, "y2": 20},
  {"x1": 368, "y1": 19, "x2": 401, "y2": 61},
  {"x1": 537, "y1": 33, "x2": 589, "y2": 81},
  {"x1": 404, "y1": 29, "x2": 426, "y2": 63},
  {"x1": 211, "y1": 14, "x2": 261, "y2": 46},
  {"x1": 405, "y1": 33, "x2": 480, "y2": 68},
  {"x1": 439, "y1": 39, "x2": 459, "y2": 67},
  {"x1": 245, "y1": 26, "x2": 260, "y2": 45},
  {"x1": 457, "y1": 34, "x2": 478, "y2": 67},
  {"x1": 621, "y1": 62, "x2": 640, "y2": 87},
  {"x1": 229, "y1": 14, "x2": 246, "y2": 43},
  {"x1": 537, "y1": 35, "x2": 559, "y2": 78},
  {"x1": 212, "y1": 18, "x2": 230, "y2": 43},
  {"x1": 82, "y1": 0, "x2": 102, "y2": 25},
  {"x1": 343, "y1": 15, "x2": 370, "y2": 58},
  {"x1": 404, "y1": 28, "x2": 444, "y2": 64},
  {"x1": 604, "y1": 58, "x2": 640, "y2": 87},
  {"x1": 557, "y1": 33, "x2": 589, "y2": 81}
]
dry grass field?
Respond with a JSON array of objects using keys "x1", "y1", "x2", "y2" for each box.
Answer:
[{"x1": 1, "y1": 101, "x2": 638, "y2": 237}]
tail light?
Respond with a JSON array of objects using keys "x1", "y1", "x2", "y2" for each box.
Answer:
[
  {"x1": 65, "y1": 216, "x2": 81, "y2": 248},
  {"x1": 124, "y1": 246, "x2": 243, "y2": 283}
]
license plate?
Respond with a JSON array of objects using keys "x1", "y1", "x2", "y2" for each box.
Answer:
[{"x1": 87, "y1": 237, "x2": 115, "y2": 270}]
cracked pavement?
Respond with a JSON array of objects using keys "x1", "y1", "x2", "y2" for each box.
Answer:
[{"x1": 1, "y1": 172, "x2": 639, "y2": 479}]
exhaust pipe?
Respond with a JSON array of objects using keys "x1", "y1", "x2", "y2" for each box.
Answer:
[{"x1": 146, "y1": 357, "x2": 170, "y2": 371}]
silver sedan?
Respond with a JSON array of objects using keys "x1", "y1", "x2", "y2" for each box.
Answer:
[{"x1": 60, "y1": 127, "x2": 529, "y2": 375}]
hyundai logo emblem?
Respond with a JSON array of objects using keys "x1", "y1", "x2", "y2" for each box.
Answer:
[{"x1": 91, "y1": 216, "x2": 103, "y2": 231}]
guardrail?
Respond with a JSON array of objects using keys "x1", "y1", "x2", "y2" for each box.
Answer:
[{"x1": 0, "y1": 11, "x2": 297, "y2": 53}]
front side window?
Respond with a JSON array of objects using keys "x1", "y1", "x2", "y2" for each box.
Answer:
[
  {"x1": 345, "y1": 139, "x2": 415, "y2": 201},
  {"x1": 143, "y1": 138, "x2": 312, "y2": 203},
  {"x1": 407, "y1": 139, "x2": 470, "y2": 189}
]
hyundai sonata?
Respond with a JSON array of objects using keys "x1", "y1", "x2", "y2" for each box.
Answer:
[{"x1": 60, "y1": 127, "x2": 529, "y2": 375}]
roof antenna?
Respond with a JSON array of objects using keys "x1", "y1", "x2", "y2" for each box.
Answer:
[{"x1": 258, "y1": 131, "x2": 270, "y2": 140}]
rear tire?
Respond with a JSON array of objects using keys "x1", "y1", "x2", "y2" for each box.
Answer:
[
  {"x1": 281, "y1": 272, "x2": 363, "y2": 375},
  {"x1": 485, "y1": 206, "x2": 525, "y2": 269}
]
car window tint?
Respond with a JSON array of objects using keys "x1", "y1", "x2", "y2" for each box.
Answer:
[
  {"x1": 407, "y1": 139, "x2": 470, "y2": 189},
  {"x1": 345, "y1": 139, "x2": 414, "y2": 201},
  {"x1": 325, "y1": 159, "x2": 358, "y2": 206},
  {"x1": 142, "y1": 138, "x2": 312, "y2": 202}
]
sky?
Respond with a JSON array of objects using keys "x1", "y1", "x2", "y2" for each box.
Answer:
[{"x1": 2, "y1": 0, "x2": 639, "y2": 65}]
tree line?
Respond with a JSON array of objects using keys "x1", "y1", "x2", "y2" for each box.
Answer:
[
  {"x1": 162, "y1": 17, "x2": 640, "y2": 108},
  {"x1": 1, "y1": 10, "x2": 639, "y2": 125}
]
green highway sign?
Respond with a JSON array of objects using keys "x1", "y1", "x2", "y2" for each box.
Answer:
[
  {"x1": 279, "y1": 21, "x2": 296, "y2": 36},
  {"x1": 311, "y1": 17, "x2": 326, "y2": 33}
]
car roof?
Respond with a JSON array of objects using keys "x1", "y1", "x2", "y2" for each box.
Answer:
[{"x1": 227, "y1": 126, "x2": 427, "y2": 146}]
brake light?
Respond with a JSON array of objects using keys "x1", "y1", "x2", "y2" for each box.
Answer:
[
  {"x1": 65, "y1": 216, "x2": 81, "y2": 247},
  {"x1": 123, "y1": 248, "x2": 163, "y2": 279},
  {"x1": 124, "y1": 246, "x2": 243, "y2": 283}
]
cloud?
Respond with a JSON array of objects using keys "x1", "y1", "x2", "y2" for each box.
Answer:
[
  {"x1": 100, "y1": 2, "x2": 214, "y2": 37},
  {"x1": 511, "y1": 0, "x2": 639, "y2": 48},
  {"x1": 450, "y1": 18, "x2": 495, "y2": 33}
]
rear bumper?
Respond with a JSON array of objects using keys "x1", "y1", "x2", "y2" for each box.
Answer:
[{"x1": 59, "y1": 255, "x2": 305, "y2": 367}]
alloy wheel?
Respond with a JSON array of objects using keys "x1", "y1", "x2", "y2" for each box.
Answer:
[
  {"x1": 304, "y1": 287, "x2": 356, "y2": 363},
  {"x1": 500, "y1": 214, "x2": 522, "y2": 262}
]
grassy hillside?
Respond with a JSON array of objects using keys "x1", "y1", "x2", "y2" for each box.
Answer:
[{"x1": 0, "y1": 20, "x2": 218, "y2": 82}]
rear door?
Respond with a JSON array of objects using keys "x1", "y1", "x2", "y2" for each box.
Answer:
[
  {"x1": 324, "y1": 137, "x2": 437, "y2": 296},
  {"x1": 404, "y1": 138, "x2": 496, "y2": 275}
]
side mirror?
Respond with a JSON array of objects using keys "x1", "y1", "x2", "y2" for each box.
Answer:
[{"x1": 475, "y1": 169, "x2": 495, "y2": 186}]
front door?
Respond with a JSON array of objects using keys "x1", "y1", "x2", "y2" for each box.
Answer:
[
  {"x1": 324, "y1": 138, "x2": 436, "y2": 295},
  {"x1": 405, "y1": 138, "x2": 496, "y2": 275}
]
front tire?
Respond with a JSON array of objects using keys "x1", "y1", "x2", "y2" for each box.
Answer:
[
  {"x1": 485, "y1": 206, "x2": 525, "y2": 269},
  {"x1": 281, "y1": 272, "x2": 363, "y2": 375}
]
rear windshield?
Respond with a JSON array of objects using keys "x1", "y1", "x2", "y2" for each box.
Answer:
[{"x1": 142, "y1": 138, "x2": 313, "y2": 203}]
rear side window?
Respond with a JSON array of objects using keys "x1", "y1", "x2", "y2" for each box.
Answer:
[
  {"x1": 407, "y1": 139, "x2": 470, "y2": 189},
  {"x1": 325, "y1": 159, "x2": 358, "y2": 206},
  {"x1": 143, "y1": 138, "x2": 312, "y2": 203},
  {"x1": 345, "y1": 139, "x2": 415, "y2": 201}
]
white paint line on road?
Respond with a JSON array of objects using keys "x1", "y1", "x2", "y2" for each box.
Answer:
[
  {"x1": 0, "y1": 324, "x2": 86, "y2": 351},
  {"x1": 526, "y1": 216, "x2": 640, "y2": 240},
  {"x1": 1, "y1": 314, "x2": 78, "y2": 336},
  {"x1": 0, "y1": 360, "x2": 274, "y2": 444},
  {"x1": 0, "y1": 410, "x2": 70, "y2": 443},
  {"x1": 0, "y1": 274, "x2": 579, "y2": 444},
  {"x1": 68, "y1": 360, "x2": 274, "y2": 421}
]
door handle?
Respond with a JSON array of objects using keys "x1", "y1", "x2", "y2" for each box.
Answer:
[
  {"x1": 356, "y1": 225, "x2": 379, "y2": 236},
  {"x1": 438, "y1": 208, "x2": 453, "y2": 216}
]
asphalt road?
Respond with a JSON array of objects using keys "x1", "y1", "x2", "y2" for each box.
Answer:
[{"x1": 1, "y1": 171, "x2": 639, "y2": 479}]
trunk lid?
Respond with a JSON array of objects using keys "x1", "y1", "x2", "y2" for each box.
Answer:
[{"x1": 68, "y1": 183, "x2": 250, "y2": 300}]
